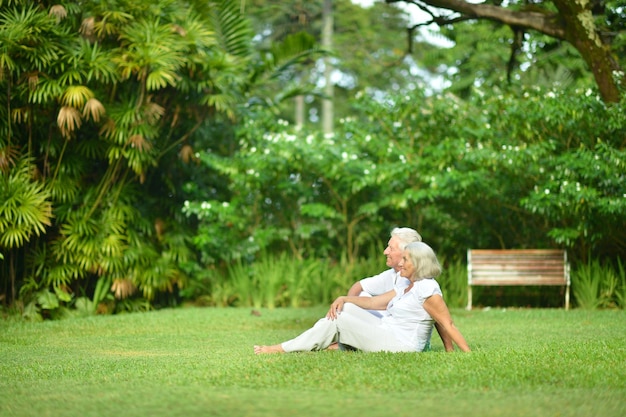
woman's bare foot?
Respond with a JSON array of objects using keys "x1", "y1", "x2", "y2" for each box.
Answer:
[{"x1": 254, "y1": 344, "x2": 285, "y2": 354}]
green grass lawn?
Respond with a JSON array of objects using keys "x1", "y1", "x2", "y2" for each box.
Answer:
[{"x1": 1, "y1": 306, "x2": 625, "y2": 417}]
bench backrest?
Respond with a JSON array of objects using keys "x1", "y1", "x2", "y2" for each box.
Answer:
[{"x1": 467, "y1": 249, "x2": 570, "y2": 286}]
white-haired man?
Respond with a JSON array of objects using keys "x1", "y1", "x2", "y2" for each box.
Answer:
[{"x1": 347, "y1": 227, "x2": 423, "y2": 299}]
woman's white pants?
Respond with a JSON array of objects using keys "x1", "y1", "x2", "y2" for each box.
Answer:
[{"x1": 281, "y1": 303, "x2": 413, "y2": 353}]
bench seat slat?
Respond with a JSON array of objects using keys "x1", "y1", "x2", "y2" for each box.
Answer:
[
  {"x1": 470, "y1": 264, "x2": 565, "y2": 270},
  {"x1": 467, "y1": 249, "x2": 570, "y2": 310},
  {"x1": 470, "y1": 249, "x2": 564, "y2": 255},
  {"x1": 471, "y1": 272, "x2": 566, "y2": 278},
  {"x1": 472, "y1": 257, "x2": 564, "y2": 260},
  {"x1": 471, "y1": 278, "x2": 568, "y2": 286}
]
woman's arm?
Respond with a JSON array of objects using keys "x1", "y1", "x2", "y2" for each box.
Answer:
[
  {"x1": 423, "y1": 294, "x2": 471, "y2": 352},
  {"x1": 326, "y1": 290, "x2": 396, "y2": 320},
  {"x1": 434, "y1": 322, "x2": 455, "y2": 352}
]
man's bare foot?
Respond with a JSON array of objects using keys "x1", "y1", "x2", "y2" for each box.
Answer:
[
  {"x1": 326, "y1": 342, "x2": 339, "y2": 350},
  {"x1": 254, "y1": 344, "x2": 285, "y2": 354}
]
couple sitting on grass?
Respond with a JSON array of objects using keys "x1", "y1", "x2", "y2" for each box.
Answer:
[{"x1": 254, "y1": 227, "x2": 471, "y2": 354}]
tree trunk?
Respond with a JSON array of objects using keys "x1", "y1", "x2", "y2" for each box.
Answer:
[
  {"x1": 322, "y1": 0, "x2": 334, "y2": 134},
  {"x1": 295, "y1": 95, "x2": 304, "y2": 129},
  {"x1": 10, "y1": 254, "x2": 15, "y2": 305},
  {"x1": 551, "y1": 0, "x2": 621, "y2": 103}
]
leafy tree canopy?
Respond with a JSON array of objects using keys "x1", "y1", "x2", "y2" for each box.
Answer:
[{"x1": 385, "y1": 0, "x2": 626, "y2": 103}]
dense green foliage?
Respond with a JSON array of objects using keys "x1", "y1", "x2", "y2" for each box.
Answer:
[
  {"x1": 1, "y1": 307, "x2": 625, "y2": 417},
  {"x1": 1, "y1": 0, "x2": 624, "y2": 316},
  {"x1": 0, "y1": 0, "x2": 218, "y2": 311},
  {"x1": 181, "y1": 85, "x2": 625, "y2": 311},
  {"x1": 0, "y1": 0, "x2": 323, "y2": 316},
  {"x1": 186, "y1": 87, "x2": 626, "y2": 266}
]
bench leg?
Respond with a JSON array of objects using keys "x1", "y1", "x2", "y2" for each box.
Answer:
[
  {"x1": 565, "y1": 284, "x2": 570, "y2": 310},
  {"x1": 467, "y1": 286, "x2": 472, "y2": 310}
]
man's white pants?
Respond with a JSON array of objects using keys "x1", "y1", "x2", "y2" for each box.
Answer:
[{"x1": 281, "y1": 303, "x2": 413, "y2": 353}]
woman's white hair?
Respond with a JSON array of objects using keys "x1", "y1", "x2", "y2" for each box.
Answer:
[
  {"x1": 404, "y1": 241, "x2": 442, "y2": 279},
  {"x1": 390, "y1": 227, "x2": 422, "y2": 250}
]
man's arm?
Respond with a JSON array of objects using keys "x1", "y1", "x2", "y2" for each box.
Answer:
[
  {"x1": 347, "y1": 281, "x2": 364, "y2": 296},
  {"x1": 347, "y1": 269, "x2": 397, "y2": 297}
]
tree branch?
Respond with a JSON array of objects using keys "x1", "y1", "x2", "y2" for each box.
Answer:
[
  {"x1": 387, "y1": 0, "x2": 566, "y2": 39},
  {"x1": 386, "y1": 0, "x2": 622, "y2": 103}
]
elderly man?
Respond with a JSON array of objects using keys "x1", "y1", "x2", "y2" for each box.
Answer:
[
  {"x1": 332, "y1": 227, "x2": 453, "y2": 351},
  {"x1": 348, "y1": 227, "x2": 422, "y2": 299}
]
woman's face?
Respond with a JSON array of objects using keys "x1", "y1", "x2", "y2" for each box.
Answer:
[{"x1": 398, "y1": 250, "x2": 416, "y2": 279}]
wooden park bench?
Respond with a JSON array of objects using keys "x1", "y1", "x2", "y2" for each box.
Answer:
[{"x1": 466, "y1": 249, "x2": 570, "y2": 310}]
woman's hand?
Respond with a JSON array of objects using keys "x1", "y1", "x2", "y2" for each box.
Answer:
[{"x1": 326, "y1": 296, "x2": 346, "y2": 320}]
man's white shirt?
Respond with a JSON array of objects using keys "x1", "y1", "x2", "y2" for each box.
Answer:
[{"x1": 360, "y1": 268, "x2": 410, "y2": 296}]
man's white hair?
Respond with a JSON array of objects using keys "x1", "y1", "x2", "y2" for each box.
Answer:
[{"x1": 390, "y1": 227, "x2": 422, "y2": 250}]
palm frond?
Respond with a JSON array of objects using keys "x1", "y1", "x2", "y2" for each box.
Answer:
[
  {"x1": 49, "y1": 5, "x2": 68, "y2": 23},
  {"x1": 29, "y1": 77, "x2": 63, "y2": 104},
  {"x1": 0, "y1": 3, "x2": 66, "y2": 70},
  {"x1": 117, "y1": 18, "x2": 184, "y2": 87},
  {"x1": 93, "y1": 10, "x2": 134, "y2": 39},
  {"x1": 0, "y1": 158, "x2": 53, "y2": 249},
  {"x1": 209, "y1": 0, "x2": 253, "y2": 58},
  {"x1": 0, "y1": 144, "x2": 19, "y2": 174},
  {"x1": 57, "y1": 105, "x2": 82, "y2": 138},
  {"x1": 174, "y1": 11, "x2": 217, "y2": 51},
  {"x1": 82, "y1": 97, "x2": 106, "y2": 122},
  {"x1": 62, "y1": 85, "x2": 94, "y2": 108},
  {"x1": 78, "y1": 39, "x2": 118, "y2": 84}
]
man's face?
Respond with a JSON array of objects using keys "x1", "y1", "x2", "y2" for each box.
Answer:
[{"x1": 383, "y1": 236, "x2": 404, "y2": 271}]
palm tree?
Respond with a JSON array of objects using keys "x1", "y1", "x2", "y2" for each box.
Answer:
[
  {"x1": 0, "y1": 0, "x2": 325, "y2": 314},
  {"x1": 0, "y1": 159, "x2": 53, "y2": 304}
]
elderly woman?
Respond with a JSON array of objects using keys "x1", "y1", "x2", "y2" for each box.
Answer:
[{"x1": 254, "y1": 241, "x2": 470, "y2": 354}]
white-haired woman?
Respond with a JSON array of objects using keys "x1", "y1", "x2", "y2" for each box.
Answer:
[{"x1": 254, "y1": 241, "x2": 470, "y2": 354}]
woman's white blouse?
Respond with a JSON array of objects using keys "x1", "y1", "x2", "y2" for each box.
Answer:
[{"x1": 381, "y1": 278, "x2": 442, "y2": 351}]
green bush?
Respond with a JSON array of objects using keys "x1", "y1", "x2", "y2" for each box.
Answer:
[
  {"x1": 180, "y1": 248, "x2": 389, "y2": 308},
  {"x1": 437, "y1": 257, "x2": 467, "y2": 309},
  {"x1": 573, "y1": 259, "x2": 626, "y2": 309},
  {"x1": 185, "y1": 87, "x2": 625, "y2": 273}
]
